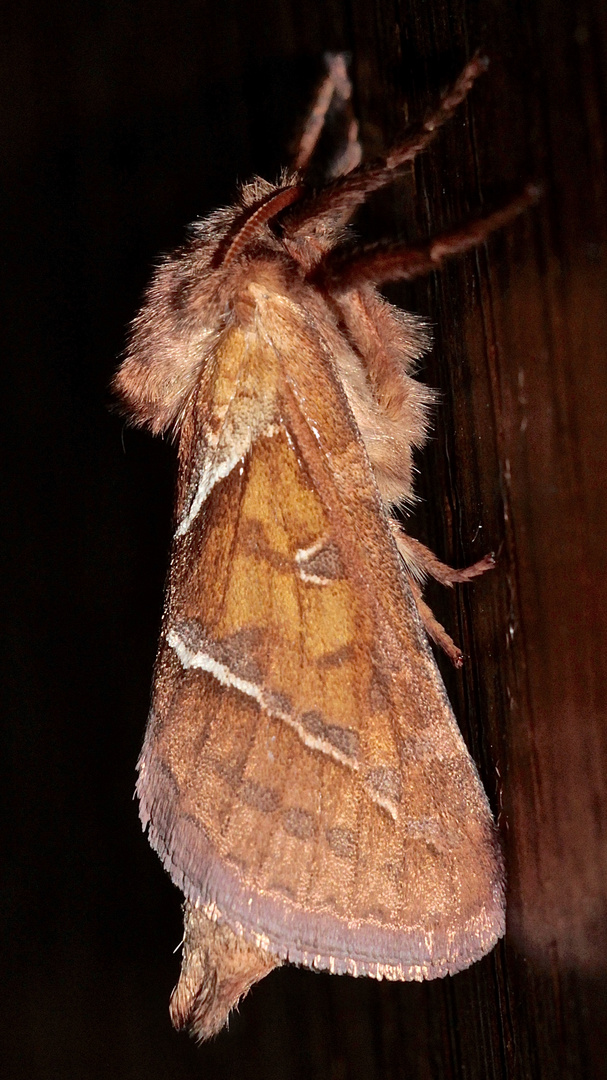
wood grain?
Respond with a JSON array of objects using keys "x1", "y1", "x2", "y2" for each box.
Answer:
[{"x1": 2, "y1": 0, "x2": 606, "y2": 1076}]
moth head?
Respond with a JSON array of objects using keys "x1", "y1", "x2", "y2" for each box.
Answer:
[
  {"x1": 113, "y1": 174, "x2": 345, "y2": 435},
  {"x1": 114, "y1": 55, "x2": 510, "y2": 439}
]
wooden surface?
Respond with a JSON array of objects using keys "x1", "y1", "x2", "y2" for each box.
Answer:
[{"x1": 2, "y1": 0, "x2": 606, "y2": 1077}]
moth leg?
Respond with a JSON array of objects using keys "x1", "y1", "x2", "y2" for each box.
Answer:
[
  {"x1": 293, "y1": 53, "x2": 361, "y2": 178},
  {"x1": 288, "y1": 55, "x2": 487, "y2": 230},
  {"x1": 170, "y1": 902, "x2": 280, "y2": 1040},
  {"x1": 392, "y1": 522, "x2": 494, "y2": 667},
  {"x1": 406, "y1": 572, "x2": 465, "y2": 668},
  {"x1": 392, "y1": 524, "x2": 495, "y2": 586},
  {"x1": 320, "y1": 184, "x2": 541, "y2": 290}
]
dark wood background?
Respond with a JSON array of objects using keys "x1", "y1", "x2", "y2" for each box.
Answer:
[{"x1": 2, "y1": 0, "x2": 606, "y2": 1077}]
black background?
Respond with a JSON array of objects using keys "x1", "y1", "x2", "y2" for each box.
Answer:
[{"x1": 3, "y1": 1, "x2": 607, "y2": 1078}]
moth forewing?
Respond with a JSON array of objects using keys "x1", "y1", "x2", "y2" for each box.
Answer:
[
  {"x1": 116, "y1": 54, "x2": 528, "y2": 1041},
  {"x1": 136, "y1": 298, "x2": 503, "y2": 984}
]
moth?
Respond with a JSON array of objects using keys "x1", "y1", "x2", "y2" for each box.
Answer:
[{"x1": 115, "y1": 54, "x2": 537, "y2": 1040}]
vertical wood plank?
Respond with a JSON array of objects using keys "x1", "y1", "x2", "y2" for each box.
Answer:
[{"x1": 2, "y1": 0, "x2": 606, "y2": 1076}]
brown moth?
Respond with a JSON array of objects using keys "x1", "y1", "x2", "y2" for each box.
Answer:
[{"x1": 115, "y1": 54, "x2": 537, "y2": 1040}]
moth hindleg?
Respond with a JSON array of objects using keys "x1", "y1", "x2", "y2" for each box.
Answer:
[
  {"x1": 405, "y1": 574, "x2": 465, "y2": 667},
  {"x1": 392, "y1": 525, "x2": 495, "y2": 586},
  {"x1": 391, "y1": 520, "x2": 495, "y2": 667}
]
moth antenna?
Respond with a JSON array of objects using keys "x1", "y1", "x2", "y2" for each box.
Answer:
[
  {"x1": 220, "y1": 184, "x2": 304, "y2": 267},
  {"x1": 318, "y1": 184, "x2": 542, "y2": 290},
  {"x1": 286, "y1": 54, "x2": 488, "y2": 233},
  {"x1": 293, "y1": 52, "x2": 362, "y2": 179}
]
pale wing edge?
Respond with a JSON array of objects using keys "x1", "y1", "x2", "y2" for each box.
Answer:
[{"x1": 137, "y1": 745, "x2": 505, "y2": 980}]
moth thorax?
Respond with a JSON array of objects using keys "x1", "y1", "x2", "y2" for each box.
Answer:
[{"x1": 228, "y1": 257, "x2": 299, "y2": 324}]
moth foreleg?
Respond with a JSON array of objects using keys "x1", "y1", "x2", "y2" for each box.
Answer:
[
  {"x1": 289, "y1": 55, "x2": 487, "y2": 232},
  {"x1": 293, "y1": 53, "x2": 361, "y2": 178},
  {"x1": 384, "y1": 53, "x2": 488, "y2": 170},
  {"x1": 320, "y1": 184, "x2": 541, "y2": 290}
]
